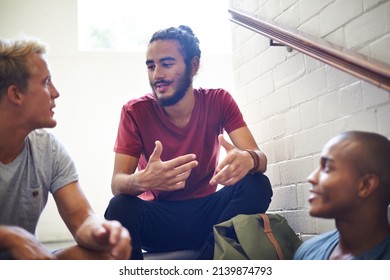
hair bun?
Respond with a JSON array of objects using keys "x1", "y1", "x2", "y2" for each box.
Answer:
[{"x1": 178, "y1": 25, "x2": 194, "y2": 35}]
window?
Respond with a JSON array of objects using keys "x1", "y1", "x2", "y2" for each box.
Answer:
[{"x1": 78, "y1": 0, "x2": 232, "y2": 53}]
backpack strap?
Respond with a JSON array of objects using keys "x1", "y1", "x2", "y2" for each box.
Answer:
[{"x1": 259, "y1": 214, "x2": 285, "y2": 260}]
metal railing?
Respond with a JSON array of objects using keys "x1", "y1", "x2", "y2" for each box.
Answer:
[{"x1": 228, "y1": 9, "x2": 390, "y2": 91}]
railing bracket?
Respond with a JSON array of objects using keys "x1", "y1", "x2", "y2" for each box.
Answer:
[{"x1": 270, "y1": 39, "x2": 293, "y2": 52}]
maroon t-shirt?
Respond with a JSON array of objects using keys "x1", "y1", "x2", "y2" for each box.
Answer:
[{"x1": 114, "y1": 88, "x2": 246, "y2": 201}]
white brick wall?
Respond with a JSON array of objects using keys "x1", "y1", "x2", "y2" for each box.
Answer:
[{"x1": 229, "y1": 0, "x2": 390, "y2": 238}]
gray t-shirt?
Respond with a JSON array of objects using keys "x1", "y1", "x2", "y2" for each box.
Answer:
[{"x1": 0, "y1": 129, "x2": 78, "y2": 235}]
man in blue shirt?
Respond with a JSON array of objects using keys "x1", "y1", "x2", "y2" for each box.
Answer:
[{"x1": 294, "y1": 131, "x2": 390, "y2": 260}]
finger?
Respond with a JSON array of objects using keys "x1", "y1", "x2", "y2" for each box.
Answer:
[
  {"x1": 219, "y1": 134, "x2": 234, "y2": 152},
  {"x1": 165, "y1": 153, "x2": 197, "y2": 169},
  {"x1": 149, "y1": 140, "x2": 163, "y2": 163},
  {"x1": 110, "y1": 228, "x2": 131, "y2": 259}
]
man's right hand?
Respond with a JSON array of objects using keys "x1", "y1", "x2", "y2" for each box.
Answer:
[{"x1": 138, "y1": 140, "x2": 198, "y2": 192}]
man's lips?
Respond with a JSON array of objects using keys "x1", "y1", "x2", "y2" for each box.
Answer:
[
  {"x1": 308, "y1": 190, "x2": 321, "y2": 203},
  {"x1": 154, "y1": 81, "x2": 171, "y2": 93}
]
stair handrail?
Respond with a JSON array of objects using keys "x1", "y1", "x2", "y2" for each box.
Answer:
[{"x1": 228, "y1": 8, "x2": 390, "y2": 91}]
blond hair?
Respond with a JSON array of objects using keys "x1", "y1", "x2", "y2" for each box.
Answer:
[{"x1": 0, "y1": 37, "x2": 47, "y2": 98}]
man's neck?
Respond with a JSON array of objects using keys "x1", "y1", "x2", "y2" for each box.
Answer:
[
  {"x1": 163, "y1": 88, "x2": 195, "y2": 128},
  {"x1": 330, "y1": 214, "x2": 390, "y2": 259},
  {"x1": 0, "y1": 122, "x2": 30, "y2": 164}
]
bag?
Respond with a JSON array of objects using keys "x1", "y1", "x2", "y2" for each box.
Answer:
[{"x1": 213, "y1": 213, "x2": 302, "y2": 260}]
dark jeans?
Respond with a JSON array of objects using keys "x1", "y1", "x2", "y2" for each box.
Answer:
[{"x1": 104, "y1": 173, "x2": 273, "y2": 259}]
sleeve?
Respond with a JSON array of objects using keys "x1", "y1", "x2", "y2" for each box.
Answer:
[
  {"x1": 113, "y1": 105, "x2": 144, "y2": 158},
  {"x1": 50, "y1": 135, "x2": 79, "y2": 194},
  {"x1": 220, "y1": 89, "x2": 247, "y2": 133}
]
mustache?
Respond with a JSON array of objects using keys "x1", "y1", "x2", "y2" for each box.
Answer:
[{"x1": 153, "y1": 79, "x2": 171, "y2": 87}]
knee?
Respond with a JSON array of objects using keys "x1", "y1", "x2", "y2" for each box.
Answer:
[
  {"x1": 243, "y1": 173, "x2": 272, "y2": 194},
  {"x1": 104, "y1": 194, "x2": 142, "y2": 220},
  {"x1": 239, "y1": 173, "x2": 273, "y2": 210}
]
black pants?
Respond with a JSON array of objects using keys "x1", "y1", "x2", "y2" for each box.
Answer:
[{"x1": 104, "y1": 173, "x2": 273, "y2": 259}]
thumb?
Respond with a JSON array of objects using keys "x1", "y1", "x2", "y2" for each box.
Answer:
[
  {"x1": 219, "y1": 134, "x2": 234, "y2": 152},
  {"x1": 149, "y1": 140, "x2": 163, "y2": 162}
]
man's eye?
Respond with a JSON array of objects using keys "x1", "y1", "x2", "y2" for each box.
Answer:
[{"x1": 147, "y1": 65, "x2": 155, "y2": 70}]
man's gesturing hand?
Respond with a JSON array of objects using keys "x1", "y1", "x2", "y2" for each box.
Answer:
[{"x1": 140, "y1": 140, "x2": 198, "y2": 192}]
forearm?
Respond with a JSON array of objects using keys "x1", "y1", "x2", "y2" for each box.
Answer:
[
  {"x1": 111, "y1": 172, "x2": 144, "y2": 196},
  {"x1": 74, "y1": 214, "x2": 105, "y2": 251},
  {"x1": 0, "y1": 226, "x2": 12, "y2": 251}
]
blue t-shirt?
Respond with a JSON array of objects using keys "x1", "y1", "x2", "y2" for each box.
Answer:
[{"x1": 294, "y1": 230, "x2": 390, "y2": 260}]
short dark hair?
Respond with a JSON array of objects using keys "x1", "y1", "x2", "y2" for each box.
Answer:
[{"x1": 149, "y1": 25, "x2": 201, "y2": 67}]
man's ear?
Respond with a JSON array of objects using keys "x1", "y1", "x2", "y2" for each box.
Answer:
[
  {"x1": 358, "y1": 174, "x2": 379, "y2": 198},
  {"x1": 6, "y1": 85, "x2": 24, "y2": 105},
  {"x1": 191, "y1": 56, "x2": 200, "y2": 76}
]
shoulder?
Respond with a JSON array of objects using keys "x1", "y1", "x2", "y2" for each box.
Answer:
[
  {"x1": 194, "y1": 88, "x2": 236, "y2": 104},
  {"x1": 122, "y1": 94, "x2": 156, "y2": 111},
  {"x1": 27, "y1": 129, "x2": 69, "y2": 157},
  {"x1": 27, "y1": 129, "x2": 58, "y2": 147},
  {"x1": 195, "y1": 88, "x2": 232, "y2": 97},
  {"x1": 294, "y1": 230, "x2": 338, "y2": 260}
]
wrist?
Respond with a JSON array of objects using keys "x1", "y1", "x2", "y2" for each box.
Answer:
[{"x1": 245, "y1": 149, "x2": 260, "y2": 174}]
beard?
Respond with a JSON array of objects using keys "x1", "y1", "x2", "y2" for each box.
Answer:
[{"x1": 151, "y1": 66, "x2": 192, "y2": 107}]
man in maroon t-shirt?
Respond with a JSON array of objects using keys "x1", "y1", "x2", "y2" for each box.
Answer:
[{"x1": 105, "y1": 25, "x2": 273, "y2": 259}]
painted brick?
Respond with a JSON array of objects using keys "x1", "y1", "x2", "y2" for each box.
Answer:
[
  {"x1": 265, "y1": 163, "x2": 282, "y2": 186},
  {"x1": 269, "y1": 114, "x2": 287, "y2": 139},
  {"x1": 319, "y1": 90, "x2": 342, "y2": 123},
  {"x1": 290, "y1": 68, "x2": 327, "y2": 106},
  {"x1": 371, "y1": 34, "x2": 390, "y2": 62},
  {"x1": 273, "y1": 135, "x2": 295, "y2": 162},
  {"x1": 273, "y1": 53, "x2": 306, "y2": 89},
  {"x1": 240, "y1": 0, "x2": 260, "y2": 12},
  {"x1": 268, "y1": 185, "x2": 298, "y2": 211},
  {"x1": 287, "y1": 210, "x2": 318, "y2": 234},
  {"x1": 363, "y1": 0, "x2": 387, "y2": 10},
  {"x1": 299, "y1": 15, "x2": 321, "y2": 37},
  {"x1": 319, "y1": 0, "x2": 363, "y2": 37},
  {"x1": 285, "y1": 106, "x2": 302, "y2": 134},
  {"x1": 294, "y1": 125, "x2": 331, "y2": 157},
  {"x1": 248, "y1": 71, "x2": 274, "y2": 103},
  {"x1": 339, "y1": 82, "x2": 364, "y2": 115},
  {"x1": 262, "y1": 141, "x2": 276, "y2": 165},
  {"x1": 343, "y1": 110, "x2": 379, "y2": 132},
  {"x1": 261, "y1": 86, "x2": 291, "y2": 118},
  {"x1": 362, "y1": 81, "x2": 390, "y2": 108},
  {"x1": 296, "y1": 182, "x2": 311, "y2": 208},
  {"x1": 250, "y1": 119, "x2": 271, "y2": 144},
  {"x1": 260, "y1": 0, "x2": 282, "y2": 20},
  {"x1": 323, "y1": 28, "x2": 345, "y2": 46},
  {"x1": 325, "y1": 65, "x2": 360, "y2": 92},
  {"x1": 377, "y1": 103, "x2": 390, "y2": 135},
  {"x1": 301, "y1": 98, "x2": 320, "y2": 129},
  {"x1": 279, "y1": 156, "x2": 314, "y2": 185},
  {"x1": 258, "y1": 47, "x2": 288, "y2": 78},
  {"x1": 241, "y1": 34, "x2": 269, "y2": 65},
  {"x1": 276, "y1": 2, "x2": 301, "y2": 29},
  {"x1": 242, "y1": 99, "x2": 262, "y2": 124},
  {"x1": 299, "y1": 0, "x2": 335, "y2": 23},
  {"x1": 345, "y1": 1, "x2": 390, "y2": 49}
]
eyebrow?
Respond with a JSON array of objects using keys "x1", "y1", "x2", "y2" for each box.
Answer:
[
  {"x1": 145, "y1": 56, "x2": 176, "y2": 65},
  {"x1": 320, "y1": 156, "x2": 335, "y2": 165}
]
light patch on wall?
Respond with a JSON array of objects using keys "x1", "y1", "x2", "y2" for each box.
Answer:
[{"x1": 78, "y1": 0, "x2": 232, "y2": 54}]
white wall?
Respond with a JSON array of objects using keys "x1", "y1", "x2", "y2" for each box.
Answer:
[
  {"x1": 229, "y1": 0, "x2": 390, "y2": 239},
  {"x1": 0, "y1": 0, "x2": 234, "y2": 242}
]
